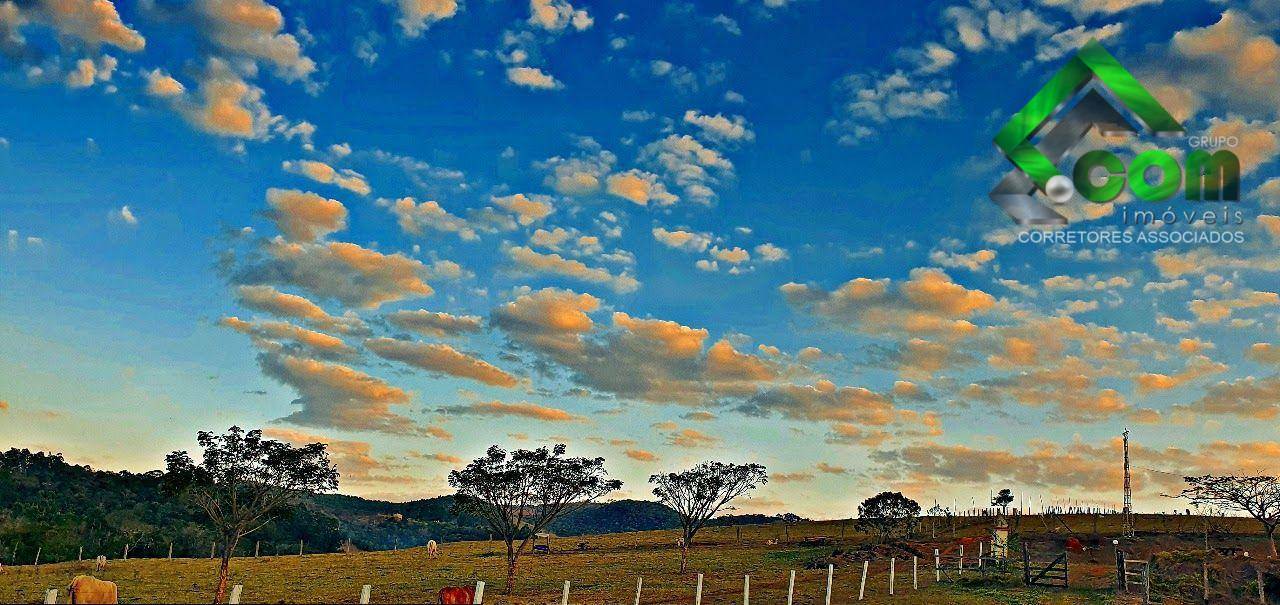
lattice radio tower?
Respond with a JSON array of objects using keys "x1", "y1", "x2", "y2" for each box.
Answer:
[{"x1": 1122, "y1": 428, "x2": 1135, "y2": 538}]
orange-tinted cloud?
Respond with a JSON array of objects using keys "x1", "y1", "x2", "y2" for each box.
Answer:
[{"x1": 366, "y1": 338, "x2": 519, "y2": 388}]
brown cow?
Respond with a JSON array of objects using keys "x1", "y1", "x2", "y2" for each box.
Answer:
[
  {"x1": 438, "y1": 585, "x2": 475, "y2": 604},
  {"x1": 69, "y1": 575, "x2": 118, "y2": 604}
]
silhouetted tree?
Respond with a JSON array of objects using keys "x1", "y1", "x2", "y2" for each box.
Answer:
[
  {"x1": 857, "y1": 492, "x2": 920, "y2": 543},
  {"x1": 1177, "y1": 475, "x2": 1280, "y2": 557},
  {"x1": 165, "y1": 427, "x2": 338, "y2": 604},
  {"x1": 992, "y1": 489, "x2": 1014, "y2": 513},
  {"x1": 649, "y1": 461, "x2": 768, "y2": 572},
  {"x1": 449, "y1": 444, "x2": 621, "y2": 593}
]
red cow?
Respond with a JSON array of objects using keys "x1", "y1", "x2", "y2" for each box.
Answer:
[
  {"x1": 1065, "y1": 536, "x2": 1085, "y2": 553},
  {"x1": 439, "y1": 586, "x2": 476, "y2": 604}
]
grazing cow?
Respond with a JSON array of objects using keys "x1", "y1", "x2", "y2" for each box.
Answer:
[
  {"x1": 438, "y1": 586, "x2": 475, "y2": 604},
  {"x1": 427, "y1": 540, "x2": 439, "y2": 558},
  {"x1": 94, "y1": 556, "x2": 107, "y2": 572},
  {"x1": 69, "y1": 575, "x2": 118, "y2": 604},
  {"x1": 675, "y1": 537, "x2": 685, "y2": 548}
]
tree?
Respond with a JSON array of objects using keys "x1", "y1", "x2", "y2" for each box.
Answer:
[
  {"x1": 164, "y1": 427, "x2": 338, "y2": 604},
  {"x1": 857, "y1": 492, "x2": 921, "y2": 543},
  {"x1": 1176, "y1": 474, "x2": 1280, "y2": 557},
  {"x1": 449, "y1": 444, "x2": 621, "y2": 593},
  {"x1": 992, "y1": 489, "x2": 1014, "y2": 514},
  {"x1": 649, "y1": 461, "x2": 767, "y2": 573}
]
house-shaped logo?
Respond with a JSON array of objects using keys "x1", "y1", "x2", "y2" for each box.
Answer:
[{"x1": 990, "y1": 40, "x2": 1193, "y2": 226}]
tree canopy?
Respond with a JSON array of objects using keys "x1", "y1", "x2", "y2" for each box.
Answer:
[
  {"x1": 649, "y1": 461, "x2": 767, "y2": 572},
  {"x1": 1177, "y1": 474, "x2": 1280, "y2": 557},
  {"x1": 165, "y1": 427, "x2": 339, "y2": 603},
  {"x1": 857, "y1": 491, "x2": 921, "y2": 543},
  {"x1": 449, "y1": 444, "x2": 621, "y2": 592}
]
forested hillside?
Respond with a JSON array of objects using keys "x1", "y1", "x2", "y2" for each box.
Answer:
[{"x1": 0, "y1": 448, "x2": 701, "y2": 564}]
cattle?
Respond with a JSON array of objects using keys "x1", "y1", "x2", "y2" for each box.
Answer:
[
  {"x1": 94, "y1": 556, "x2": 107, "y2": 572},
  {"x1": 69, "y1": 575, "x2": 118, "y2": 604},
  {"x1": 438, "y1": 586, "x2": 475, "y2": 604},
  {"x1": 427, "y1": 540, "x2": 439, "y2": 558},
  {"x1": 675, "y1": 537, "x2": 685, "y2": 548}
]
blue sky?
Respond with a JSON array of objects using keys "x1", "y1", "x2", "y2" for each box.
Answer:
[{"x1": 1, "y1": 0, "x2": 1279, "y2": 516}]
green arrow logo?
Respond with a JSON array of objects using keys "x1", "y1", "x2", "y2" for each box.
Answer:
[{"x1": 990, "y1": 40, "x2": 1187, "y2": 225}]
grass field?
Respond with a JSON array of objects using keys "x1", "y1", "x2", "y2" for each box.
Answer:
[{"x1": 0, "y1": 515, "x2": 1270, "y2": 604}]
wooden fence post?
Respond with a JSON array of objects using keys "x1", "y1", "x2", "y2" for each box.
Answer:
[
  {"x1": 210, "y1": 543, "x2": 216, "y2": 559},
  {"x1": 635, "y1": 577, "x2": 643, "y2": 605},
  {"x1": 695, "y1": 574, "x2": 703, "y2": 605},
  {"x1": 473, "y1": 580, "x2": 484, "y2": 604},
  {"x1": 787, "y1": 570, "x2": 795, "y2": 605},
  {"x1": 299, "y1": 540, "x2": 304, "y2": 556},
  {"x1": 561, "y1": 581, "x2": 570, "y2": 605},
  {"x1": 1024, "y1": 543, "x2": 1033, "y2": 586},
  {"x1": 1202, "y1": 562, "x2": 1210, "y2": 602},
  {"x1": 1113, "y1": 546, "x2": 1124, "y2": 591},
  {"x1": 254, "y1": 542, "x2": 260, "y2": 558},
  {"x1": 123, "y1": 544, "x2": 129, "y2": 560},
  {"x1": 859, "y1": 560, "x2": 868, "y2": 601},
  {"x1": 228, "y1": 584, "x2": 242, "y2": 605},
  {"x1": 913, "y1": 556, "x2": 918, "y2": 589},
  {"x1": 1258, "y1": 567, "x2": 1266, "y2": 604},
  {"x1": 78, "y1": 546, "x2": 83, "y2": 562},
  {"x1": 34, "y1": 546, "x2": 41, "y2": 568},
  {"x1": 168, "y1": 543, "x2": 173, "y2": 560},
  {"x1": 890, "y1": 557, "x2": 896, "y2": 595},
  {"x1": 935, "y1": 549, "x2": 941, "y2": 582},
  {"x1": 978, "y1": 542, "x2": 984, "y2": 568},
  {"x1": 360, "y1": 584, "x2": 371, "y2": 604},
  {"x1": 742, "y1": 575, "x2": 749, "y2": 605},
  {"x1": 959, "y1": 545, "x2": 964, "y2": 575},
  {"x1": 825, "y1": 563, "x2": 833, "y2": 605}
]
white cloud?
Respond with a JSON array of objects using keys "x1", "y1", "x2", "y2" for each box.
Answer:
[{"x1": 506, "y1": 66, "x2": 564, "y2": 90}]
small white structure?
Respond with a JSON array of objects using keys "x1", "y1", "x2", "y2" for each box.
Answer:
[{"x1": 993, "y1": 515, "x2": 1010, "y2": 560}]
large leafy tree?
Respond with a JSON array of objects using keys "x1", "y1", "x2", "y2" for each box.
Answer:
[
  {"x1": 1177, "y1": 475, "x2": 1280, "y2": 557},
  {"x1": 857, "y1": 491, "x2": 921, "y2": 543},
  {"x1": 165, "y1": 427, "x2": 339, "y2": 604},
  {"x1": 649, "y1": 461, "x2": 768, "y2": 572},
  {"x1": 449, "y1": 444, "x2": 621, "y2": 593}
]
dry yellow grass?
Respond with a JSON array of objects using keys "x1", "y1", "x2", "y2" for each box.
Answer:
[{"x1": 4, "y1": 516, "x2": 1260, "y2": 604}]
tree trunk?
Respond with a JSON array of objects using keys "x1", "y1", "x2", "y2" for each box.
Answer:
[
  {"x1": 1267, "y1": 524, "x2": 1277, "y2": 558},
  {"x1": 679, "y1": 537, "x2": 690, "y2": 573},
  {"x1": 504, "y1": 540, "x2": 518, "y2": 595},
  {"x1": 213, "y1": 535, "x2": 240, "y2": 604}
]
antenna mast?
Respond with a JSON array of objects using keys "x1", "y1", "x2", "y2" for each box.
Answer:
[{"x1": 1122, "y1": 428, "x2": 1134, "y2": 538}]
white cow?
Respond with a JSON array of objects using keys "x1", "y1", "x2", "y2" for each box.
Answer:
[
  {"x1": 94, "y1": 555, "x2": 107, "y2": 572},
  {"x1": 427, "y1": 540, "x2": 439, "y2": 558}
]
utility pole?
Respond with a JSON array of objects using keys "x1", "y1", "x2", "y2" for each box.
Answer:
[{"x1": 1122, "y1": 428, "x2": 1135, "y2": 539}]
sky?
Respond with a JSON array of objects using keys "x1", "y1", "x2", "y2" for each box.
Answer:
[{"x1": 1, "y1": 0, "x2": 1279, "y2": 519}]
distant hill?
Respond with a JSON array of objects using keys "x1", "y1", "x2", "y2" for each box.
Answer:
[{"x1": 0, "y1": 448, "x2": 690, "y2": 564}]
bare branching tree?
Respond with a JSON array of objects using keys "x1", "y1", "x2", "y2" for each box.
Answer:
[
  {"x1": 1177, "y1": 474, "x2": 1280, "y2": 557},
  {"x1": 449, "y1": 444, "x2": 621, "y2": 593},
  {"x1": 164, "y1": 427, "x2": 339, "y2": 604},
  {"x1": 649, "y1": 461, "x2": 768, "y2": 573}
]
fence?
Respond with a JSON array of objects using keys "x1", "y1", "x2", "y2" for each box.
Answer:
[{"x1": 34, "y1": 551, "x2": 1025, "y2": 603}]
